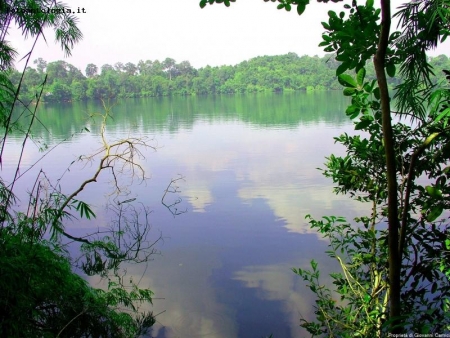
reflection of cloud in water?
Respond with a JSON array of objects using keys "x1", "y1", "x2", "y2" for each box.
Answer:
[
  {"x1": 183, "y1": 183, "x2": 214, "y2": 213},
  {"x1": 126, "y1": 247, "x2": 237, "y2": 338},
  {"x1": 233, "y1": 263, "x2": 337, "y2": 338},
  {"x1": 160, "y1": 122, "x2": 369, "y2": 235},
  {"x1": 238, "y1": 185, "x2": 368, "y2": 235}
]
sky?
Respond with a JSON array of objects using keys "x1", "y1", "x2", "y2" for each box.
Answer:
[{"x1": 9, "y1": 0, "x2": 450, "y2": 74}]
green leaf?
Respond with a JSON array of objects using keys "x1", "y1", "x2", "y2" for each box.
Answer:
[
  {"x1": 356, "y1": 68, "x2": 366, "y2": 87},
  {"x1": 311, "y1": 260, "x2": 318, "y2": 271},
  {"x1": 373, "y1": 87, "x2": 380, "y2": 100},
  {"x1": 297, "y1": 3, "x2": 306, "y2": 15},
  {"x1": 75, "y1": 200, "x2": 96, "y2": 219},
  {"x1": 386, "y1": 63, "x2": 396, "y2": 77},
  {"x1": 366, "y1": 0, "x2": 374, "y2": 7},
  {"x1": 434, "y1": 107, "x2": 450, "y2": 124},
  {"x1": 338, "y1": 74, "x2": 357, "y2": 88},
  {"x1": 346, "y1": 105, "x2": 360, "y2": 119},
  {"x1": 355, "y1": 119, "x2": 372, "y2": 130},
  {"x1": 425, "y1": 185, "x2": 443, "y2": 199},
  {"x1": 432, "y1": 282, "x2": 437, "y2": 293},
  {"x1": 336, "y1": 62, "x2": 351, "y2": 76},
  {"x1": 285, "y1": 3, "x2": 291, "y2": 11},
  {"x1": 343, "y1": 87, "x2": 356, "y2": 96},
  {"x1": 277, "y1": 3, "x2": 284, "y2": 9},
  {"x1": 426, "y1": 205, "x2": 444, "y2": 222},
  {"x1": 322, "y1": 22, "x2": 331, "y2": 30},
  {"x1": 363, "y1": 80, "x2": 376, "y2": 93}
]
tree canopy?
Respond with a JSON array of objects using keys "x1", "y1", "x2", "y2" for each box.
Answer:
[{"x1": 12, "y1": 53, "x2": 450, "y2": 103}]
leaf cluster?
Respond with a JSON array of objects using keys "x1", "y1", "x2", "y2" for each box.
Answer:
[
  {"x1": 0, "y1": 5, "x2": 159, "y2": 336},
  {"x1": 299, "y1": 67, "x2": 450, "y2": 335},
  {"x1": 0, "y1": 226, "x2": 155, "y2": 337}
]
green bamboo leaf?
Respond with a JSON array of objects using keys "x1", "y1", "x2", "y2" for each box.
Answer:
[
  {"x1": 434, "y1": 107, "x2": 450, "y2": 124},
  {"x1": 311, "y1": 260, "x2": 318, "y2": 271}
]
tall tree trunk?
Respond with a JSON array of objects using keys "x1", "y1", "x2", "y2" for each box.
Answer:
[{"x1": 373, "y1": 0, "x2": 401, "y2": 332}]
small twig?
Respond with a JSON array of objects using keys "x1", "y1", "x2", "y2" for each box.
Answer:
[
  {"x1": 56, "y1": 308, "x2": 87, "y2": 337},
  {"x1": 161, "y1": 175, "x2": 187, "y2": 216}
]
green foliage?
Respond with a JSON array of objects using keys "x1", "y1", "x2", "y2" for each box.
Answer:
[
  {"x1": 297, "y1": 65, "x2": 450, "y2": 335},
  {"x1": 0, "y1": 2, "x2": 157, "y2": 336},
  {"x1": 13, "y1": 53, "x2": 450, "y2": 103},
  {"x1": 320, "y1": 0, "x2": 381, "y2": 75},
  {"x1": 0, "y1": 227, "x2": 154, "y2": 337},
  {"x1": 293, "y1": 215, "x2": 388, "y2": 337}
]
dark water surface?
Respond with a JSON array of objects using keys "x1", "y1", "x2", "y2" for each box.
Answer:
[{"x1": 7, "y1": 92, "x2": 368, "y2": 337}]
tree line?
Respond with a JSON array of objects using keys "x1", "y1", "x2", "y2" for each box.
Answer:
[{"x1": 13, "y1": 53, "x2": 450, "y2": 103}]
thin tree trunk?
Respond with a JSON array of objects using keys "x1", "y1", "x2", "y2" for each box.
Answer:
[{"x1": 373, "y1": 0, "x2": 401, "y2": 332}]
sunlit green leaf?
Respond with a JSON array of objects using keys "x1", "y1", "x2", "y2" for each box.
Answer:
[
  {"x1": 338, "y1": 74, "x2": 357, "y2": 88},
  {"x1": 356, "y1": 68, "x2": 366, "y2": 87},
  {"x1": 425, "y1": 185, "x2": 443, "y2": 199}
]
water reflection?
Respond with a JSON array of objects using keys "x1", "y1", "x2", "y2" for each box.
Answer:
[{"x1": 8, "y1": 92, "x2": 367, "y2": 337}]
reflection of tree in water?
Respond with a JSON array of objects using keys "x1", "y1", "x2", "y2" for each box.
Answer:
[{"x1": 25, "y1": 91, "x2": 350, "y2": 141}]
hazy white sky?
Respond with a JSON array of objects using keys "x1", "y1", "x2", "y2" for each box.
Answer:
[{"x1": 10, "y1": 0, "x2": 450, "y2": 73}]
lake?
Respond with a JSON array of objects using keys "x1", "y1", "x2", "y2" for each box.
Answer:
[{"x1": 6, "y1": 91, "x2": 368, "y2": 337}]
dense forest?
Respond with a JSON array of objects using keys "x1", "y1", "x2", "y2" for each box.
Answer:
[{"x1": 12, "y1": 53, "x2": 450, "y2": 103}]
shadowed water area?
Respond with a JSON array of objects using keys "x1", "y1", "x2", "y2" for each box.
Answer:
[{"x1": 6, "y1": 91, "x2": 369, "y2": 337}]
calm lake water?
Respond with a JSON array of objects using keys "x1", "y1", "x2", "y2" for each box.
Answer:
[{"x1": 6, "y1": 91, "x2": 368, "y2": 337}]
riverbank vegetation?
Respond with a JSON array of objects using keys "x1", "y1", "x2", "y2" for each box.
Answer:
[
  {"x1": 1, "y1": 1, "x2": 157, "y2": 336},
  {"x1": 13, "y1": 53, "x2": 450, "y2": 103}
]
